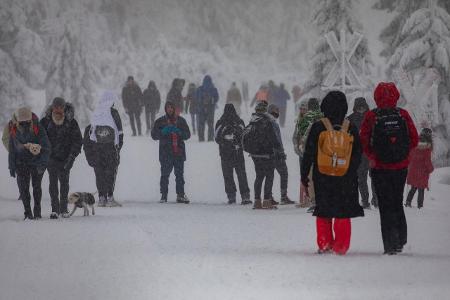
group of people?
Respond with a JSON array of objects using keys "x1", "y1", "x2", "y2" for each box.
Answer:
[{"x1": 4, "y1": 74, "x2": 435, "y2": 256}]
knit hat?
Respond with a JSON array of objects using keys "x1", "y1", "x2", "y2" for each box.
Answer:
[
  {"x1": 16, "y1": 107, "x2": 32, "y2": 122},
  {"x1": 255, "y1": 100, "x2": 268, "y2": 113},
  {"x1": 51, "y1": 97, "x2": 66, "y2": 108}
]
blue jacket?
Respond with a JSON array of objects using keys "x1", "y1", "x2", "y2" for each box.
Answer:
[{"x1": 196, "y1": 75, "x2": 219, "y2": 115}]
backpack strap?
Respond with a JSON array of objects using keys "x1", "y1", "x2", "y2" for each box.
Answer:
[
  {"x1": 321, "y1": 118, "x2": 333, "y2": 131},
  {"x1": 341, "y1": 119, "x2": 350, "y2": 133}
]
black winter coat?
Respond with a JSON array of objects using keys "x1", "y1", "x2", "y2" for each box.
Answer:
[
  {"x1": 301, "y1": 91, "x2": 364, "y2": 218},
  {"x1": 142, "y1": 88, "x2": 161, "y2": 112},
  {"x1": 40, "y1": 105, "x2": 82, "y2": 164},
  {"x1": 151, "y1": 115, "x2": 190, "y2": 162},
  {"x1": 122, "y1": 84, "x2": 143, "y2": 113},
  {"x1": 215, "y1": 107, "x2": 246, "y2": 161}
]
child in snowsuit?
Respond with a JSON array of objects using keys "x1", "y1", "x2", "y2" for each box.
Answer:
[
  {"x1": 405, "y1": 128, "x2": 434, "y2": 208},
  {"x1": 301, "y1": 91, "x2": 364, "y2": 255}
]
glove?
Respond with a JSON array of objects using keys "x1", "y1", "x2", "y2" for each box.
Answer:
[
  {"x1": 63, "y1": 155, "x2": 75, "y2": 170},
  {"x1": 10, "y1": 169, "x2": 15, "y2": 178},
  {"x1": 36, "y1": 166, "x2": 46, "y2": 175},
  {"x1": 161, "y1": 125, "x2": 175, "y2": 135}
]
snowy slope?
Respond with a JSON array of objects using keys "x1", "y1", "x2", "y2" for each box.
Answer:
[{"x1": 1, "y1": 100, "x2": 450, "y2": 300}]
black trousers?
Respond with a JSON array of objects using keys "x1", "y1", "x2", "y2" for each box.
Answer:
[
  {"x1": 128, "y1": 110, "x2": 142, "y2": 135},
  {"x1": 198, "y1": 112, "x2": 215, "y2": 142},
  {"x1": 371, "y1": 168, "x2": 408, "y2": 252},
  {"x1": 357, "y1": 156, "x2": 370, "y2": 206},
  {"x1": 160, "y1": 157, "x2": 185, "y2": 195},
  {"x1": 16, "y1": 165, "x2": 44, "y2": 217},
  {"x1": 48, "y1": 160, "x2": 70, "y2": 214},
  {"x1": 274, "y1": 158, "x2": 288, "y2": 197},
  {"x1": 252, "y1": 158, "x2": 275, "y2": 200},
  {"x1": 190, "y1": 113, "x2": 196, "y2": 135},
  {"x1": 94, "y1": 152, "x2": 119, "y2": 198},
  {"x1": 221, "y1": 156, "x2": 250, "y2": 197},
  {"x1": 144, "y1": 107, "x2": 156, "y2": 133},
  {"x1": 406, "y1": 187, "x2": 425, "y2": 207},
  {"x1": 279, "y1": 106, "x2": 287, "y2": 128}
]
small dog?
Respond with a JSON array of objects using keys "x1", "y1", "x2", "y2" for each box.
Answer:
[{"x1": 68, "y1": 192, "x2": 96, "y2": 217}]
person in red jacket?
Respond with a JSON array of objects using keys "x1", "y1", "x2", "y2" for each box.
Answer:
[
  {"x1": 360, "y1": 82, "x2": 418, "y2": 255},
  {"x1": 405, "y1": 128, "x2": 434, "y2": 209}
]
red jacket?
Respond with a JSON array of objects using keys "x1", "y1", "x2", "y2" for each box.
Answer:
[
  {"x1": 360, "y1": 82, "x2": 419, "y2": 170},
  {"x1": 407, "y1": 144, "x2": 434, "y2": 189}
]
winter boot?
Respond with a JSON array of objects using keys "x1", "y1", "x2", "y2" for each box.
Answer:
[
  {"x1": 306, "y1": 205, "x2": 315, "y2": 213},
  {"x1": 106, "y1": 195, "x2": 122, "y2": 207},
  {"x1": 271, "y1": 198, "x2": 279, "y2": 206},
  {"x1": 227, "y1": 193, "x2": 236, "y2": 204},
  {"x1": 23, "y1": 211, "x2": 34, "y2": 220},
  {"x1": 176, "y1": 194, "x2": 190, "y2": 204},
  {"x1": 253, "y1": 199, "x2": 263, "y2": 209},
  {"x1": 371, "y1": 197, "x2": 378, "y2": 208},
  {"x1": 280, "y1": 195, "x2": 295, "y2": 205},
  {"x1": 263, "y1": 198, "x2": 277, "y2": 209},
  {"x1": 160, "y1": 194, "x2": 168, "y2": 203},
  {"x1": 241, "y1": 194, "x2": 252, "y2": 205},
  {"x1": 98, "y1": 195, "x2": 106, "y2": 207},
  {"x1": 50, "y1": 212, "x2": 59, "y2": 219},
  {"x1": 404, "y1": 201, "x2": 412, "y2": 208}
]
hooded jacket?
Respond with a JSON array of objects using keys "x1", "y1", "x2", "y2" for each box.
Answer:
[
  {"x1": 360, "y1": 82, "x2": 419, "y2": 170},
  {"x1": 166, "y1": 78, "x2": 185, "y2": 112},
  {"x1": 122, "y1": 81, "x2": 143, "y2": 113},
  {"x1": 40, "y1": 103, "x2": 82, "y2": 163},
  {"x1": 407, "y1": 142, "x2": 434, "y2": 189},
  {"x1": 151, "y1": 101, "x2": 191, "y2": 161},
  {"x1": 215, "y1": 104, "x2": 245, "y2": 161},
  {"x1": 301, "y1": 91, "x2": 364, "y2": 218},
  {"x1": 196, "y1": 75, "x2": 219, "y2": 115},
  {"x1": 142, "y1": 81, "x2": 161, "y2": 112}
]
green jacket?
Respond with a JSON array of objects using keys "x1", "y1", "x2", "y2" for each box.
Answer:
[{"x1": 292, "y1": 110, "x2": 323, "y2": 156}]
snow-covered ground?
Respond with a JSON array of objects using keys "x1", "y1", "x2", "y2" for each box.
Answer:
[{"x1": 1, "y1": 103, "x2": 450, "y2": 300}]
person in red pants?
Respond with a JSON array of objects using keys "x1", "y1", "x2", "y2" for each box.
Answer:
[{"x1": 301, "y1": 91, "x2": 364, "y2": 255}]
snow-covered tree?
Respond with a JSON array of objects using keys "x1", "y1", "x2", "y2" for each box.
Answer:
[
  {"x1": 304, "y1": 0, "x2": 373, "y2": 99},
  {"x1": 389, "y1": 0, "x2": 450, "y2": 166}
]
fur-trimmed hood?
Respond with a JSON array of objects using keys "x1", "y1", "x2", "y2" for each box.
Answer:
[{"x1": 42, "y1": 102, "x2": 75, "y2": 122}]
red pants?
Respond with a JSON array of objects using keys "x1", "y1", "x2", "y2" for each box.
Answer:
[{"x1": 316, "y1": 217, "x2": 351, "y2": 255}]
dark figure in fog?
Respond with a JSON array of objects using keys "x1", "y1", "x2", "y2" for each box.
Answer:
[
  {"x1": 84, "y1": 91, "x2": 124, "y2": 207},
  {"x1": 184, "y1": 83, "x2": 198, "y2": 135},
  {"x1": 40, "y1": 97, "x2": 82, "y2": 219},
  {"x1": 196, "y1": 75, "x2": 219, "y2": 142},
  {"x1": 142, "y1": 80, "x2": 161, "y2": 135},
  {"x1": 215, "y1": 104, "x2": 251, "y2": 205},
  {"x1": 122, "y1": 76, "x2": 143, "y2": 136}
]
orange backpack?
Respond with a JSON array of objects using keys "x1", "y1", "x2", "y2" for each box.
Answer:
[{"x1": 317, "y1": 118, "x2": 353, "y2": 176}]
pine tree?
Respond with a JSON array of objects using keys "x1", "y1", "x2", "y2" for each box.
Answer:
[{"x1": 304, "y1": 0, "x2": 373, "y2": 99}]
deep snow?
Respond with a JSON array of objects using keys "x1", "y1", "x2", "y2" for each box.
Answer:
[{"x1": 1, "y1": 102, "x2": 450, "y2": 300}]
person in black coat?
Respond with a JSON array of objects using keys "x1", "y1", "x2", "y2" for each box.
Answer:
[
  {"x1": 142, "y1": 80, "x2": 161, "y2": 135},
  {"x1": 40, "y1": 97, "x2": 82, "y2": 218},
  {"x1": 166, "y1": 78, "x2": 185, "y2": 116},
  {"x1": 215, "y1": 104, "x2": 251, "y2": 205},
  {"x1": 151, "y1": 101, "x2": 191, "y2": 203},
  {"x1": 122, "y1": 76, "x2": 143, "y2": 136},
  {"x1": 9, "y1": 107, "x2": 50, "y2": 220},
  {"x1": 83, "y1": 91, "x2": 124, "y2": 207},
  {"x1": 301, "y1": 91, "x2": 364, "y2": 255}
]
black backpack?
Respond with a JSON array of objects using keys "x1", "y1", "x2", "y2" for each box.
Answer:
[
  {"x1": 371, "y1": 108, "x2": 410, "y2": 163},
  {"x1": 94, "y1": 125, "x2": 115, "y2": 144},
  {"x1": 242, "y1": 115, "x2": 273, "y2": 155}
]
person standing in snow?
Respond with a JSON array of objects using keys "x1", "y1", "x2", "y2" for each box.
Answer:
[
  {"x1": 83, "y1": 91, "x2": 124, "y2": 207},
  {"x1": 292, "y1": 85, "x2": 302, "y2": 104},
  {"x1": 301, "y1": 91, "x2": 364, "y2": 255},
  {"x1": 297, "y1": 98, "x2": 323, "y2": 212},
  {"x1": 151, "y1": 101, "x2": 191, "y2": 203},
  {"x1": 267, "y1": 104, "x2": 294, "y2": 205},
  {"x1": 360, "y1": 82, "x2": 418, "y2": 255},
  {"x1": 226, "y1": 82, "x2": 243, "y2": 116},
  {"x1": 250, "y1": 84, "x2": 269, "y2": 108},
  {"x1": 196, "y1": 75, "x2": 219, "y2": 142},
  {"x1": 142, "y1": 80, "x2": 161, "y2": 135},
  {"x1": 40, "y1": 97, "x2": 82, "y2": 219},
  {"x1": 167, "y1": 78, "x2": 186, "y2": 116},
  {"x1": 215, "y1": 104, "x2": 251, "y2": 205},
  {"x1": 8, "y1": 107, "x2": 50, "y2": 220},
  {"x1": 122, "y1": 76, "x2": 143, "y2": 136},
  {"x1": 184, "y1": 83, "x2": 198, "y2": 135},
  {"x1": 273, "y1": 83, "x2": 290, "y2": 128},
  {"x1": 347, "y1": 97, "x2": 371, "y2": 209},
  {"x1": 405, "y1": 128, "x2": 434, "y2": 209}
]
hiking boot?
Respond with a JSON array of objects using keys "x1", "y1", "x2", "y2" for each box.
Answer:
[
  {"x1": 253, "y1": 199, "x2": 263, "y2": 209},
  {"x1": 50, "y1": 212, "x2": 59, "y2": 219},
  {"x1": 271, "y1": 198, "x2": 279, "y2": 206},
  {"x1": 34, "y1": 215, "x2": 42, "y2": 220},
  {"x1": 263, "y1": 199, "x2": 277, "y2": 209},
  {"x1": 404, "y1": 201, "x2": 412, "y2": 208},
  {"x1": 227, "y1": 193, "x2": 236, "y2": 204},
  {"x1": 306, "y1": 206, "x2": 315, "y2": 213},
  {"x1": 176, "y1": 194, "x2": 190, "y2": 204},
  {"x1": 280, "y1": 196, "x2": 295, "y2": 205},
  {"x1": 106, "y1": 196, "x2": 122, "y2": 207},
  {"x1": 98, "y1": 196, "x2": 106, "y2": 207},
  {"x1": 160, "y1": 194, "x2": 168, "y2": 203},
  {"x1": 23, "y1": 212, "x2": 34, "y2": 220}
]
